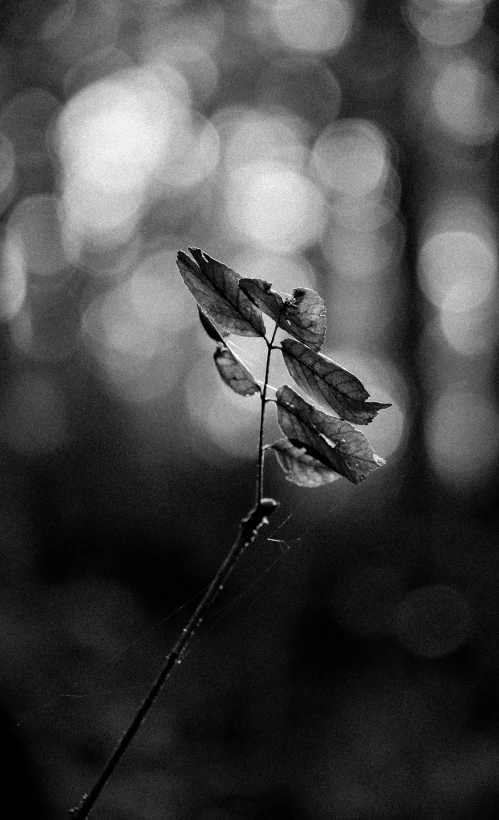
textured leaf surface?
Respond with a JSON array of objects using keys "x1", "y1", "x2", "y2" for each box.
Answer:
[
  {"x1": 176, "y1": 249, "x2": 266, "y2": 337},
  {"x1": 275, "y1": 385, "x2": 385, "y2": 484},
  {"x1": 214, "y1": 345, "x2": 260, "y2": 396},
  {"x1": 239, "y1": 279, "x2": 326, "y2": 351},
  {"x1": 239, "y1": 279, "x2": 283, "y2": 322},
  {"x1": 281, "y1": 338, "x2": 391, "y2": 425},
  {"x1": 271, "y1": 438, "x2": 341, "y2": 487},
  {"x1": 197, "y1": 307, "x2": 229, "y2": 343}
]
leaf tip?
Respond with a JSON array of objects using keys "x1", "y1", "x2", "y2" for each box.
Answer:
[
  {"x1": 187, "y1": 246, "x2": 204, "y2": 264},
  {"x1": 260, "y1": 498, "x2": 280, "y2": 513},
  {"x1": 176, "y1": 248, "x2": 192, "y2": 264}
]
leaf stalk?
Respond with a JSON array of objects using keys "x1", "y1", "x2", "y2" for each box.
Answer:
[
  {"x1": 70, "y1": 499, "x2": 278, "y2": 820},
  {"x1": 256, "y1": 321, "x2": 280, "y2": 504}
]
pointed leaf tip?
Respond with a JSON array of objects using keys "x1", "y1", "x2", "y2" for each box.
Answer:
[
  {"x1": 281, "y1": 338, "x2": 391, "y2": 425},
  {"x1": 176, "y1": 249, "x2": 266, "y2": 337},
  {"x1": 239, "y1": 278, "x2": 326, "y2": 351}
]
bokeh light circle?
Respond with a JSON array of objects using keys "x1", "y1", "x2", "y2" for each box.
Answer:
[
  {"x1": 0, "y1": 230, "x2": 26, "y2": 320},
  {"x1": 311, "y1": 119, "x2": 389, "y2": 197},
  {"x1": 57, "y1": 66, "x2": 192, "y2": 249},
  {"x1": 271, "y1": 0, "x2": 353, "y2": 54},
  {"x1": 6, "y1": 194, "x2": 67, "y2": 276},
  {"x1": 432, "y1": 59, "x2": 499, "y2": 145},
  {"x1": 227, "y1": 161, "x2": 326, "y2": 252},
  {"x1": 0, "y1": 133, "x2": 16, "y2": 204},
  {"x1": 419, "y1": 229, "x2": 496, "y2": 313},
  {"x1": 394, "y1": 584, "x2": 472, "y2": 658},
  {"x1": 223, "y1": 108, "x2": 307, "y2": 172},
  {"x1": 426, "y1": 388, "x2": 499, "y2": 487}
]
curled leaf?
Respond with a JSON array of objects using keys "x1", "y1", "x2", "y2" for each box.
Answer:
[
  {"x1": 197, "y1": 307, "x2": 229, "y2": 343},
  {"x1": 239, "y1": 279, "x2": 326, "y2": 351},
  {"x1": 271, "y1": 438, "x2": 341, "y2": 488},
  {"x1": 284, "y1": 287, "x2": 327, "y2": 352},
  {"x1": 281, "y1": 338, "x2": 391, "y2": 425},
  {"x1": 214, "y1": 345, "x2": 260, "y2": 396},
  {"x1": 176, "y1": 249, "x2": 266, "y2": 337},
  {"x1": 275, "y1": 385, "x2": 385, "y2": 484}
]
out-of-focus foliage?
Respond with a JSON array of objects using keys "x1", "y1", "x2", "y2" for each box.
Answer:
[{"x1": 1, "y1": 0, "x2": 499, "y2": 817}]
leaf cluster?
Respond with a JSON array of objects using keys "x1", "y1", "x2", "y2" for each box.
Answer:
[{"x1": 176, "y1": 248, "x2": 390, "y2": 487}]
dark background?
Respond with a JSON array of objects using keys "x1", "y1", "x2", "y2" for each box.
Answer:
[{"x1": 1, "y1": 0, "x2": 499, "y2": 817}]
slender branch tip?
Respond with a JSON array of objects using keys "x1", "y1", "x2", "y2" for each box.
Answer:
[{"x1": 259, "y1": 497, "x2": 279, "y2": 512}]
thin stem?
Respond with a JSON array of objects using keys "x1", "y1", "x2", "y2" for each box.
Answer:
[
  {"x1": 70, "y1": 499, "x2": 278, "y2": 820},
  {"x1": 256, "y1": 327, "x2": 280, "y2": 505}
]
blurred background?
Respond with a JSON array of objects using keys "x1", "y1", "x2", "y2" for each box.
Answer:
[{"x1": 1, "y1": 0, "x2": 499, "y2": 817}]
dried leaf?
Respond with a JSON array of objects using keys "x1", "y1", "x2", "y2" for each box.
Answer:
[
  {"x1": 239, "y1": 279, "x2": 326, "y2": 351},
  {"x1": 283, "y1": 287, "x2": 327, "y2": 352},
  {"x1": 275, "y1": 385, "x2": 385, "y2": 484},
  {"x1": 271, "y1": 438, "x2": 341, "y2": 488},
  {"x1": 281, "y1": 338, "x2": 391, "y2": 425},
  {"x1": 176, "y1": 249, "x2": 266, "y2": 337},
  {"x1": 214, "y1": 345, "x2": 261, "y2": 396}
]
